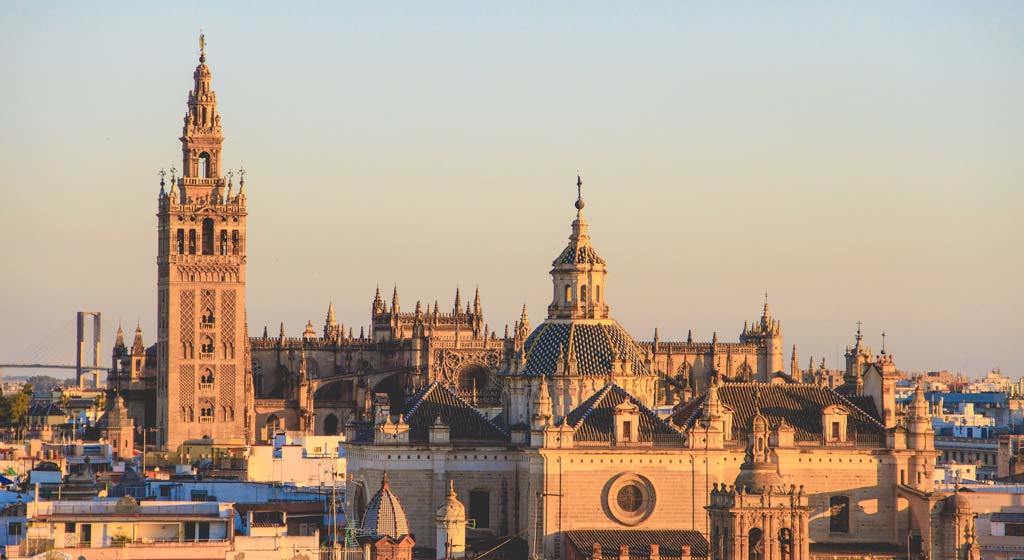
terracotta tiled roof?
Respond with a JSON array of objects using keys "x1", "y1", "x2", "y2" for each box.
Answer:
[
  {"x1": 560, "y1": 384, "x2": 686, "y2": 445},
  {"x1": 521, "y1": 321, "x2": 653, "y2": 377},
  {"x1": 401, "y1": 382, "x2": 509, "y2": 443},
  {"x1": 564, "y1": 529, "x2": 708, "y2": 559},
  {"x1": 672, "y1": 383, "x2": 886, "y2": 443}
]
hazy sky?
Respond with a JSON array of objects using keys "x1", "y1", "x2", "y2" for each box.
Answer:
[{"x1": 1, "y1": 2, "x2": 1021, "y2": 378}]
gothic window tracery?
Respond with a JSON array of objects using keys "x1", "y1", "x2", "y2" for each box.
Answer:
[{"x1": 188, "y1": 229, "x2": 197, "y2": 254}]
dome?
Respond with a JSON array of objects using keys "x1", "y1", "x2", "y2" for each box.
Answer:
[
  {"x1": 360, "y1": 472, "x2": 410, "y2": 539},
  {"x1": 944, "y1": 490, "x2": 972, "y2": 513},
  {"x1": 733, "y1": 460, "x2": 785, "y2": 495},
  {"x1": 519, "y1": 320, "x2": 653, "y2": 378},
  {"x1": 435, "y1": 480, "x2": 466, "y2": 522}
]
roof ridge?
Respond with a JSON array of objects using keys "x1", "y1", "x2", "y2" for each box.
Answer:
[
  {"x1": 431, "y1": 382, "x2": 511, "y2": 438},
  {"x1": 830, "y1": 388, "x2": 887, "y2": 429},
  {"x1": 403, "y1": 382, "x2": 440, "y2": 419},
  {"x1": 523, "y1": 321, "x2": 553, "y2": 365},
  {"x1": 569, "y1": 383, "x2": 614, "y2": 429}
]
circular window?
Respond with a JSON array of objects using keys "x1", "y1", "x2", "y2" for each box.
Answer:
[
  {"x1": 617, "y1": 485, "x2": 643, "y2": 512},
  {"x1": 605, "y1": 473, "x2": 655, "y2": 526}
]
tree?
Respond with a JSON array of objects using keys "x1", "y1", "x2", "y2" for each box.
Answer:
[{"x1": 1, "y1": 392, "x2": 30, "y2": 425}]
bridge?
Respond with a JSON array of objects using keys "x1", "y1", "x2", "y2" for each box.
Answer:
[
  {"x1": 0, "y1": 312, "x2": 107, "y2": 387},
  {"x1": 0, "y1": 364, "x2": 106, "y2": 371}
]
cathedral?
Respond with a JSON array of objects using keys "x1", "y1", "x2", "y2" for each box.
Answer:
[{"x1": 108, "y1": 40, "x2": 981, "y2": 559}]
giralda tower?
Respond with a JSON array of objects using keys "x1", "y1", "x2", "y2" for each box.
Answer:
[{"x1": 156, "y1": 36, "x2": 253, "y2": 450}]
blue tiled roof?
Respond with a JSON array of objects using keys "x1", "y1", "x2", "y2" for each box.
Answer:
[{"x1": 520, "y1": 321, "x2": 653, "y2": 378}]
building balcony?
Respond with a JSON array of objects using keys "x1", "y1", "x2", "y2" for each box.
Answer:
[
  {"x1": 199, "y1": 352, "x2": 215, "y2": 360},
  {"x1": 199, "y1": 383, "x2": 214, "y2": 391}
]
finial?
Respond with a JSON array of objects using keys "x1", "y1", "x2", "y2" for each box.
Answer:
[
  {"x1": 199, "y1": 30, "x2": 206, "y2": 62},
  {"x1": 169, "y1": 166, "x2": 178, "y2": 181},
  {"x1": 575, "y1": 171, "x2": 585, "y2": 215},
  {"x1": 159, "y1": 169, "x2": 166, "y2": 196},
  {"x1": 448, "y1": 479, "x2": 456, "y2": 497},
  {"x1": 855, "y1": 320, "x2": 863, "y2": 342},
  {"x1": 227, "y1": 169, "x2": 234, "y2": 186},
  {"x1": 881, "y1": 331, "x2": 887, "y2": 355}
]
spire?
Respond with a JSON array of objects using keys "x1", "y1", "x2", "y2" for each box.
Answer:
[
  {"x1": 158, "y1": 169, "x2": 166, "y2": 197},
  {"x1": 279, "y1": 322, "x2": 286, "y2": 339},
  {"x1": 262, "y1": 325, "x2": 268, "y2": 339},
  {"x1": 453, "y1": 286, "x2": 462, "y2": 315},
  {"x1": 687, "y1": 329, "x2": 693, "y2": 344},
  {"x1": 372, "y1": 286, "x2": 384, "y2": 315},
  {"x1": 575, "y1": 172, "x2": 585, "y2": 217},
  {"x1": 131, "y1": 324, "x2": 145, "y2": 355},
  {"x1": 114, "y1": 324, "x2": 126, "y2": 350},
  {"x1": 391, "y1": 286, "x2": 400, "y2": 315},
  {"x1": 790, "y1": 344, "x2": 799, "y2": 377},
  {"x1": 762, "y1": 291, "x2": 771, "y2": 321},
  {"x1": 181, "y1": 31, "x2": 224, "y2": 182},
  {"x1": 653, "y1": 327, "x2": 660, "y2": 349},
  {"x1": 473, "y1": 285, "x2": 482, "y2": 314},
  {"x1": 326, "y1": 301, "x2": 337, "y2": 325}
]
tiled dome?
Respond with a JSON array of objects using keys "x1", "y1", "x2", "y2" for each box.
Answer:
[
  {"x1": 360, "y1": 472, "x2": 410, "y2": 539},
  {"x1": 520, "y1": 321, "x2": 653, "y2": 378}
]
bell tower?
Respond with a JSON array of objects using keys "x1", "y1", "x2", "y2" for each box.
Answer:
[{"x1": 156, "y1": 35, "x2": 253, "y2": 451}]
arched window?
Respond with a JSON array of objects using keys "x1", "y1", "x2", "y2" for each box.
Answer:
[
  {"x1": 580, "y1": 284, "x2": 588, "y2": 304},
  {"x1": 748, "y1": 528, "x2": 764, "y2": 560},
  {"x1": 200, "y1": 336, "x2": 214, "y2": 357},
  {"x1": 266, "y1": 414, "x2": 280, "y2": 435},
  {"x1": 779, "y1": 528, "x2": 793, "y2": 560},
  {"x1": 176, "y1": 229, "x2": 185, "y2": 254},
  {"x1": 231, "y1": 231, "x2": 239, "y2": 255},
  {"x1": 200, "y1": 368, "x2": 214, "y2": 390},
  {"x1": 219, "y1": 230, "x2": 227, "y2": 255},
  {"x1": 201, "y1": 308, "x2": 215, "y2": 326},
  {"x1": 596, "y1": 285, "x2": 601, "y2": 302},
  {"x1": 201, "y1": 218, "x2": 214, "y2": 255},
  {"x1": 564, "y1": 284, "x2": 572, "y2": 303},
  {"x1": 199, "y1": 152, "x2": 211, "y2": 178},
  {"x1": 829, "y1": 495, "x2": 850, "y2": 533},
  {"x1": 323, "y1": 414, "x2": 339, "y2": 436},
  {"x1": 188, "y1": 229, "x2": 197, "y2": 254},
  {"x1": 469, "y1": 490, "x2": 490, "y2": 529}
]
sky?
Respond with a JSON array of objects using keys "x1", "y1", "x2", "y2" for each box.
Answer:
[{"x1": 1, "y1": 2, "x2": 1022, "y2": 378}]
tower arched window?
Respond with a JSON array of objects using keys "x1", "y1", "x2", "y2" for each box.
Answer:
[
  {"x1": 201, "y1": 218, "x2": 214, "y2": 255},
  {"x1": 219, "y1": 230, "x2": 227, "y2": 255},
  {"x1": 200, "y1": 369, "x2": 214, "y2": 390},
  {"x1": 231, "y1": 230, "x2": 239, "y2": 255},
  {"x1": 176, "y1": 229, "x2": 185, "y2": 254},
  {"x1": 596, "y1": 285, "x2": 601, "y2": 302},
  {"x1": 199, "y1": 152, "x2": 211, "y2": 178},
  {"x1": 564, "y1": 284, "x2": 572, "y2": 303},
  {"x1": 188, "y1": 229, "x2": 197, "y2": 255},
  {"x1": 580, "y1": 284, "x2": 588, "y2": 304}
]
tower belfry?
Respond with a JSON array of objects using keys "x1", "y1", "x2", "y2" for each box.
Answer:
[{"x1": 156, "y1": 36, "x2": 253, "y2": 450}]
